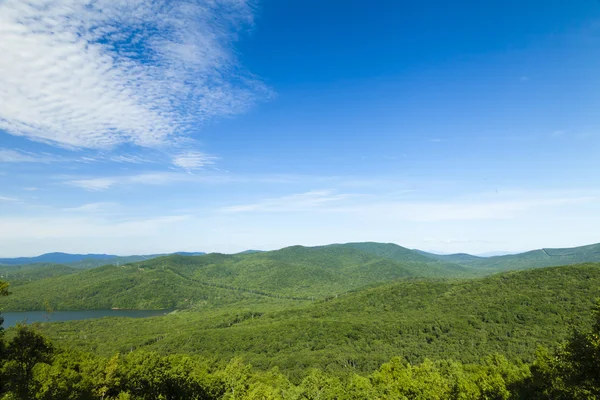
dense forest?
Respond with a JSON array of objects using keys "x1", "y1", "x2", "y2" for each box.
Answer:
[
  {"x1": 1, "y1": 287, "x2": 599, "y2": 399},
  {"x1": 1, "y1": 243, "x2": 600, "y2": 398}
]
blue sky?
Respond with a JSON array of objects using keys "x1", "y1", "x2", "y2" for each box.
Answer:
[{"x1": 1, "y1": 0, "x2": 599, "y2": 256}]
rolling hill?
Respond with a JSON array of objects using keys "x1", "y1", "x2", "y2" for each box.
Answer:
[
  {"x1": 417, "y1": 242, "x2": 600, "y2": 273},
  {"x1": 4, "y1": 241, "x2": 600, "y2": 312},
  {"x1": 0, "y1": 244, "x2": 471, "y2": 311},
  {"x1": 36, "y1": 262, "x2": 600, "y2": 378},
  {"x1": 0, "y1": 263, "x2": 77, "y2": 286},
  {"x1": 0, "y1": 251, "x2": 206, "y2": 268}
]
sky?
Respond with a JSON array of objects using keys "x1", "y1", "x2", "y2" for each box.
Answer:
[{"x1": 1, "y1": 0, "x2": 599, "y2": 257}]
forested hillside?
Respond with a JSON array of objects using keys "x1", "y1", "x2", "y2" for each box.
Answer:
[
  {"x1": 3, "y1": 309, "x2": 600, "y2": 399},
  {"x1": 4, "y1": 242, "x2": 600, "y2": 312},
  {"x1": 418, "y1": 242, "x2": 600, "y2": 273},
  {"x1": 2, "y1": 250, "x2": 600, "y2": 398},
  {"x1": 0, "y1": 263, "x2": 77, "y2": 285},
  {"x1": 36, "y1": 263, "x2": 600, "y2": 378},
  {"x1": 0, "y1": 245, "x2": 471, "y2": 311}
]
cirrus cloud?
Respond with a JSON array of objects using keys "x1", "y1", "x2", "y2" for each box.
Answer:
[{"x1": 0, "y1": 0, "x2": 268, "y2": 154}]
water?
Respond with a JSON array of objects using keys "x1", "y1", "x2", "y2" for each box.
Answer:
[{"x1": 1, "y1": 309, "x2": 172, "y2": 328}]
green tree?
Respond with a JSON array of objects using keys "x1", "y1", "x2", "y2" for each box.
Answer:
[
  {"x1": 0, "y1": 280, "x2": 10, "y2": 395},
  {"x1": 526, "y1": 299, "x2": 600, "y2": 399},
  {"x1": 3, "y1": 325, "x2": 54, "y2": 399}
]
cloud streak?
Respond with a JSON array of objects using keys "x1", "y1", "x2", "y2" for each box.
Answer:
[
  {"x1": 221, "y1": 190, "x2": 597, "y2": 221},
  {"x1": 221, "y1": 190, "x2": 356, "y2": 213},
  {"x1": 0, "y1": 149, "x2": 61, "y2": 163},
  {"x1": 0, "y1": 0, "x2": 267, "y2": 154}
]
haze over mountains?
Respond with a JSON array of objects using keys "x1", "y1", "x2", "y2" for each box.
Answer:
[{"x1": 0, "y1": 251, "x2": 206, "y2": 268}]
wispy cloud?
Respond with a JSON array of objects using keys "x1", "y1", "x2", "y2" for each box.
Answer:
[
  {"x1": 0, "y1": 0, "x2": 268, "y2": 157},
  {"x1": 62, "y1": 171, "x2": 327, "y2": 191},
  {"x1": 66, "y1": 177, "x2": 118, "y2": 192},
  {"x1": 0, "y1": 214, "x2": 190, "y2": 240},
  {"x1": 221, "y1": 189, "x2": 597, "y2": 221},
  {"x1": 0, "y1": 149, "x2": 61, "y2": 163},
  {"x1": 221, "y1": 190, "x2": 356, "y2": 213},
  {"x1": 0, "y1": 196, "x2": 19, "y2": 202},
  {"x1": 63, "y1": 202, "x2": 121, "y2": 213},
  {"x1": 172, "y1": 151, "x2": 218, "y2": 170},
  {"x1": 64, "y1": 171, "x2": 225, "y2": 191}
]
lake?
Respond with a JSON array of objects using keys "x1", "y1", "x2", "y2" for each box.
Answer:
[{"x1": 1, "y1": 309, "x2": 172, "y2": 328}]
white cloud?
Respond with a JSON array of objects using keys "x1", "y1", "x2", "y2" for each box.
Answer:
[
  {"x1": 172, "y1": 151, "x2": 217, "y2": 170},
  {"x1": 0, "y1": 196, "x2": 19, "y2": 202},
  {"x1": 66, "y1": 177, "x2": 117, "y2": 191},
  {"x1": 0, "y1": 0, "x2": 267, "y2": 154}
]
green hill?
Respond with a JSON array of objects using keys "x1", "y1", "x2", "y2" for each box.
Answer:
[
  {"x1": 457, "y1": 242, "x2": 600, "y2": 272},
  {"x1": 414, "y1": 250, "x2": 485, "y2": 264},
  {"x1": 35, "y1": 263, "x2": 600, "y2": 378},
  {"x1": 0, "y1": 263, "x2": 77, "y2": 286},
  {"x1": 0, "y1": 245, "x2": 462, "y2": 311},
  {"x1": 415, "y1": 242, "x2": 600, "y2": 273},
  {"x1": 5, "y1": 241, "x2": 600, "y2": 313},
  {"x1": 0, "y1": 262, "x2": 288, "y2": 311},
  {"x1": 147, "y1": 245, "x2": 460, "y2": 298}
]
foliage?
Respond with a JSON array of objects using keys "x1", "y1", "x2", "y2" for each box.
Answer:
[
  {"x1": 26, "y1": 263, "x2": 600, "y2": 380},
  {"x1": 0, "y1": 313, "x2": 595, "y2": 399},
  {"x1": 0, "y1": 245, "x2": 471, "y2": 311},
  {"x1": 421, "y1": 242, "x2": 600, "y2": 273},
  {"x1": 4, "y1": 242, "x2": 600, "y2": 312},
  {"x1": 1, "y1": 277, "x2": 600, "y2": 398}
]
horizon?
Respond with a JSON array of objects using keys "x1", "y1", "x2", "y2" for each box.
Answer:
[
  {"x1": 1, "y1": 239, "x2": 598, "y2": 259},
  {"x1": 1, "y1": 0, "x2": 599, "y2": 257}
]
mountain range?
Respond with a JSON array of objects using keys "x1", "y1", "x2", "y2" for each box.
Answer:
[{"x1": 0, "y1": 251, "x2": 206, "y2": 268}]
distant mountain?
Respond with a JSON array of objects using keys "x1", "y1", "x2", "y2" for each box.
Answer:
[
  {"x1": 337, "y1": 242, "x2": 438, "y2": 263},
  {"x1": 413, "y1": 250, "x2": 484, "y2": 264},
  {"x1": 0, "y1": 251, "x2": 205, "y2": 268},
  {"x1": 0, "y1": 252, "x2": 117, "y2": 265},
  {"x1": 236, "y1": 250, "x2": 264, "y2": 255},
  {"x1": 475, "y1": 251, "x2": 518, "y2": 257},
  {"x1": 417, "y1": 242, "x2": 600, "y2": 273}
]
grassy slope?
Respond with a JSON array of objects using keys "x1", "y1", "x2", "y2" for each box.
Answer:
[{"x1": 36, "y1": 263, "x2": 600, "y2": 378}]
